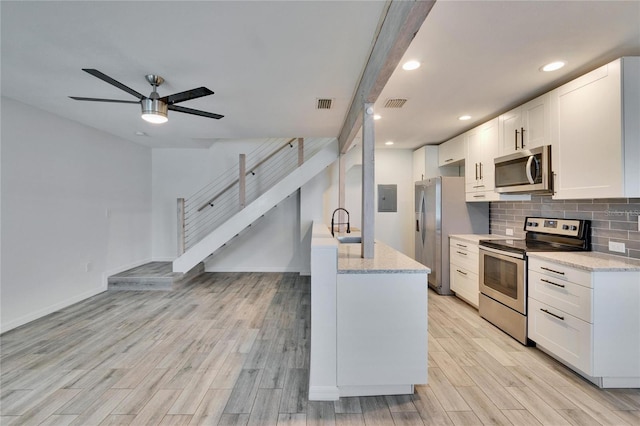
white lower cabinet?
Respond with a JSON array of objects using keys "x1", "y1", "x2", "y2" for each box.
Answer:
[
  {"x1": 449, "y1": 237, "x2": 480, "y2": 308},
  {"x1": 527, "y1": 257, "x2": 640, "y2": 388}
]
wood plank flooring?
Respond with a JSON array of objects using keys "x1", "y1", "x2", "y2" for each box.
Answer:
[{"x1": 1, "y1": 272, "x2": 639, "y2": 425}]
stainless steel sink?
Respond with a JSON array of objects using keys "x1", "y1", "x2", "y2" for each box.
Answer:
[{"x1": 336, "y1": 235, "x2": 362, "y2": 244}]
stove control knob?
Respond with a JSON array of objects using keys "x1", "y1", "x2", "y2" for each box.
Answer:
[
  {"x1": 570, "y1": 225, "x2": 578, "y2": 231},
  {"x1": 562, "y1": 224, "x2": 569, "y2": 230},
  {"x1": 527, "y1": 222, "x2": 533, "y2": 227}
]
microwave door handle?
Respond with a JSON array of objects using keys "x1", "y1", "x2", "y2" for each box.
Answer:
[{"x1": 526, "y1": 155, "x2": 537, "y2": 184}]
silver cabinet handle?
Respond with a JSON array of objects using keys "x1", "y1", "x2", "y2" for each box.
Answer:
[
  {"x1": 540, "y1": 266, "x2": 565, "y2": 275},
  {"x1": 521, "y1": 127, "x2": 525, "y2": 148},
  {"x1": 445, "y1": 158, "x2": 454, "y2": 163},
  {"x1": 456, "y1": 269, "x2": 467, "y2": 276},
  {"x1": 514, "y1": 129, "x2": 518, "y2": 150},
  {"x1": 456, "y1": 243, "x2": 468, "y2": 248},
  {"x1": 541, "y1": 278, "x2": 565, "y2": 288},
  {"x1": 540, "y1": 308, "x2": 564, "y2": 321},
  {"x1": 456, "y1": 251, "x2": 467, "y2": 256}
]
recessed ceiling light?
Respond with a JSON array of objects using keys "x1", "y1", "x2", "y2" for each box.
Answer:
[
  {"x1": 458, "y1": 115, "x2": 472, "y2": 121},
  {"x1": 374, "y1": 114, "x2": 382, "y2": 120},
  {"x1": 402, "y1": 60, "x2": 421, "y2": 71},
  {"x1": 385, "y1": 141, "x2": 394, "y2": 146},
  {"x1": 541, "y1": 61, "x2": 566, "y2": 72}
]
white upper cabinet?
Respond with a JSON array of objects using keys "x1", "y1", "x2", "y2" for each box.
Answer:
[
  {"x1": 438, "y1": 133, "x2": 465, "y2": 167},
  {"x1": 552, "y1": 57, "x2": 640, "y2": 199},
  {"x1": 499, "y1": 93, "x2": 551, "y2": 156},
  {"x1": 465, "y1": 118, "x2": 499, "y2": 201}
]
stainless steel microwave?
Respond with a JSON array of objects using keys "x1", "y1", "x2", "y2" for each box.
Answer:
[{"x1": 494, "y1": 145, "x2": 552, "y2": 194}]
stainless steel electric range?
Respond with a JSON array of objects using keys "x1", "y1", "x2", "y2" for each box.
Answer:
[{"x1": 478, "y1": 217, "x2": 591, "y2": 345}]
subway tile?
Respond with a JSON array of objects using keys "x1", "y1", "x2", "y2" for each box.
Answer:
[
  {"x1": 592, "y1": 228, "x2": 629, "y2": 239},
  {"x1": 578, "y1": 203, "x2": 607, "y2": 211},
  {"x1": 628, "y1": 249, "x2": 640, "y2": 259},
  {"x1": 629, "y1": 231, "x2": 640, "y2": 241},
  {"x1": 610, "y1": 221, "x2": 639, "y2": 231},
  {"x1": 589, "y1": 220, "x2": 610, "y2": 230}
]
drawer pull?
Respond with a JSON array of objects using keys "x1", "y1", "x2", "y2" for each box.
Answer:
[
  {"x1": 456, "y1": 269, "x2": 467, "y2": 276},
  {"x1": 456, "y1": 251, "x2": 467, "y2": 256},
  {"x1": 540, "y1": 266, "x2": 565, "y2": 275},
  {"x1": 540, "y1": 308, "x2": 564, "y2": 321},
  {"x1": 456, "y1": 243, "x2": 468, "y2": 248},
  {"x1": 445, "y1": 158, "x2": 454, "y2": 163},
  {"x1": 473, "y1": 185, "x2": 485, "y2": 189},
  {"x1": 541, "y1": 278, "x2": 565, "y2": 288},
  {"x1": 473, "y1": 195, "x2": 486, "y2": 198}
]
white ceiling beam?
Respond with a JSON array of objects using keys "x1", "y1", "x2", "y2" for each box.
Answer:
[{"x1": 338, "y1": 0, "x2": 436, "y2": 154}]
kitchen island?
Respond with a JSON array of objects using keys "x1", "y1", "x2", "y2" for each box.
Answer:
[{"x1": 309, "y1": 223, "x2": 430, "y2": 400}]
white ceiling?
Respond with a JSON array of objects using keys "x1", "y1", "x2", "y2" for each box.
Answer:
[{"x1": 2, "y1": 1, "x2": 639, "y2": 151}]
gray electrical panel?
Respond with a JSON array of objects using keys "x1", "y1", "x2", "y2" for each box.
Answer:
[{"x1": 378, "y1": 184, "x2": 397, "y2": 212}]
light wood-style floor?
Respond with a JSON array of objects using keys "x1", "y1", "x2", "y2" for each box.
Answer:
[{"x1": 1, "y1": 272, "x2": 639, "y2": 425}]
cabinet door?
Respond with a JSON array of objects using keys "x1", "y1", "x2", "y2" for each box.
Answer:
[
  {"x1": 528, "y1": 298, "x2": 592, "y2": 374},
  {"x1": 499, "y1": 107, "x2": 521, "y2": 156},
  {"x1": 553, "y1": 60, "x2": 624, "y2": 199},
  {"x1": 438, "y1": 134, "x2": 465, "y2": 166},
  {"x1": 450, "y1": 267, "x2": 479, "y2": 308},
  {"x1": 413, "y1": 146, "x2": 426, "y2": 182},
  {"x1": 478, "y1": 118, "x2": 499, "y2": 192},
  {"x1": 521, "y1": 93, "x2": 550, "y2": 150}
]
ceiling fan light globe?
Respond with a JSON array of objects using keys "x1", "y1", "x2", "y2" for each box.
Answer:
[
  {"x1": 141, "y1": 113, "x2": 168, "y2": 124},
  {"x1": 141, "y1": 98, "x2": 168, "y2": 124}
]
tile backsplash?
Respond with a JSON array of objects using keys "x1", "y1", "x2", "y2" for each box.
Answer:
[{"x1": 490, "y1": 196, "x2": 640, "y2": 259}]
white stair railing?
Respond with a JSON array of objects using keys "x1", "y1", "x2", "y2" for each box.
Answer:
[{"x1": 177, "y1": 137, "x2": 333, "y2": 253}]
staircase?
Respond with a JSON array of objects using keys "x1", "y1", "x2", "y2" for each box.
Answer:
[{"x1": 173, "y1": 138, "x2": 338, "y2": 273}]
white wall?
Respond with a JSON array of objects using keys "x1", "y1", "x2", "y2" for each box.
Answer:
[
  {"x1": 152, "y1": 149, "x2": 213, "y2": 260},
  {"x1": 332, "y1": 147, "x2": 415, "y2": 257},
  {"x1": 374, "y1": 149, "x2": 415, "y2": 257},
  {"x1": 1, "y1": 98, "x2": 152, "y2": 332}
]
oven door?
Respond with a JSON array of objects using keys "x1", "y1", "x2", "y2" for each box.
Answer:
[{"x1": 479, "y1": 246, "x2": 526, "y2": 314}]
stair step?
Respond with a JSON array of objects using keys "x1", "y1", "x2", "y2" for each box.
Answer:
[{"x1": 108, "y1": 261, "x2": 204, "y2": 291}]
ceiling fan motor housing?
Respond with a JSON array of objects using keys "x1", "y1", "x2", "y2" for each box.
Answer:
[{"x1": 141, "y1": 96, "x2": 168, "y2": 120}]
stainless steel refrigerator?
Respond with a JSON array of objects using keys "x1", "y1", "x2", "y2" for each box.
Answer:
[{"x1": 415, "y1": 176, "x2": 489, "y2": 295}]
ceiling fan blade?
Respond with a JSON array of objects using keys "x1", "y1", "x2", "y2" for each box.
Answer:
[
  {"x1": 169, "y1": 104, "x2": 224, "y2": 119},
  {"x1": 82, "y1": 68, "x2": 145, "y2": 100},
  {"x1": 69, "y1": 96, "x2": 141, "y2": 104},
  {"x1": 161, "y1": 87, "x2": 214, "y2": 105}
]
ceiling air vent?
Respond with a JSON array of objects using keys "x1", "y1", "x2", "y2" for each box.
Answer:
[
  {"x1": 316, "y1": 98, "x2": 333, "y2": 110},
  {"x1": 384, "y1": 98, "x2": 408, "y2": 108}
]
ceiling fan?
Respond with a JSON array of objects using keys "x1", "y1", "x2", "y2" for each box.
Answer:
[{"x1": 70, "y1": 68, "x2": 223, "y2": 123}]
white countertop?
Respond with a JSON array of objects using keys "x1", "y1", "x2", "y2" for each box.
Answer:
[
  {"x1": 337, "y1": 239, "x2": 430, "y2": 274},
  {"x1": 449, "y1": 234, "x2": 516, "y2": 244},
  {"x1": 528, "y1": 251, "x2": 640, "y2": 272}
]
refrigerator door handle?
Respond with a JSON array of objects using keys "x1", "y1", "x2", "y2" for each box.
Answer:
[{"x1": 416, "y1": 219, "x2": 420, "y2": 232}]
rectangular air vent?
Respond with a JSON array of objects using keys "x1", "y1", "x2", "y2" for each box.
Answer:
[
  {"x1": 316, "y1": 98, "x2": 333, "y2": 109},
  {"x1": 384, "y1": 98, "x2": 407, "y2": 108}
]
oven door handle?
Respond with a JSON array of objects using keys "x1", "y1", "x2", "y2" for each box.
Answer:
[{"x1": 479, "y1": 245, "x2": 525, "y2": 260}]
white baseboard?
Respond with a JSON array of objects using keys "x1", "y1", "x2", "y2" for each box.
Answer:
[
  {"x1": 308, "y1": 386, "x2": 340, "y2": 401},
  {"x1": 338, "y1": 384, "x2": 414, "y2": 398},
  {"x1": 1, "y1": 286, "x2": 105, "y2": 334},
  {"x1": 204, "y1": 265, "x2": 302, "y2": 273}
]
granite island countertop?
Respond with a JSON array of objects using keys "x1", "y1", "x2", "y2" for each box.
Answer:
[
  {"x1": 528, "y1": 251, "x2": 640, "y2": 272},
  {"x1": 337, "y1": 239, "x2": 430, "y2": 274}
]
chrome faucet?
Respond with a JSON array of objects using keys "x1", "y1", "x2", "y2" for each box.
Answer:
[{"x1": 331, "y1": 208, "x2": 351, "y2": 237}]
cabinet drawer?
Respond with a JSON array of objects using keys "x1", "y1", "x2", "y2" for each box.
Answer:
[
  {"x1": 528, "y1": 257, "x2": 592, "y2": 288},
  {"x1": 450, "y1": 267, "x2": 479, "y2": 308},
  {"x1": 450, "y1": 246, "x2": 479, "y2": 272},
  {"x1": 450, "y1": 239, "x2": 479, "y2": 255},
  {"x1": 529, "y1": 271, "x2": 593, "y2": 323},
  {"x1": 528, "y1": 298, "x2": 592, "y2": 374}
]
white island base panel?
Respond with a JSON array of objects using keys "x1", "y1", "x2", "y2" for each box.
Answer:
[{"x1": 336, "y1": 273, "x2": 428, "y2": 395}]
